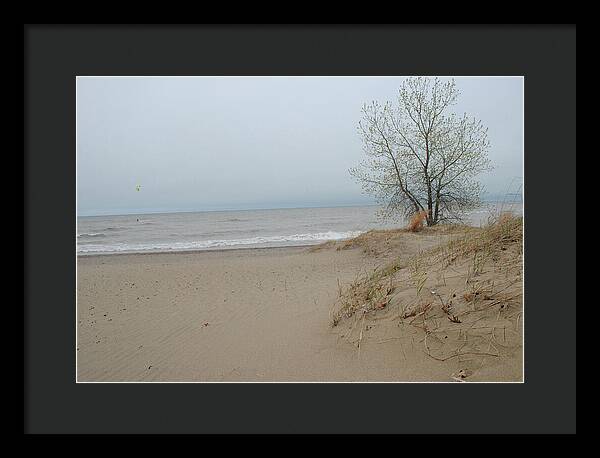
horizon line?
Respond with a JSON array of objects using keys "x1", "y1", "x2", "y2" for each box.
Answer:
[{"x1": 77, "y1": 194, "x2": 520, "y2": 218}]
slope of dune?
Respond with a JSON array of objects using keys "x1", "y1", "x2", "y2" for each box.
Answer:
[{"x1": 328, "y1": 214, "x2": 523, "y2": 382}]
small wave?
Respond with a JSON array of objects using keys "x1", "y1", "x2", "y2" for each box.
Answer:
[
  {"x1": 77, "y1": 232, "x2": 107, "y2": 238},
  {"x1": 208, "y1": 228, "x2": 262, "y2": 237},
  {"x1": 77, "y1": 230, "x2": 363, "y2": 254}
]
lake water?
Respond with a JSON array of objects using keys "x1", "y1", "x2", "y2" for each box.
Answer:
[{"x1": 77, "y1": 202, "x2": 522, "y2": 255}]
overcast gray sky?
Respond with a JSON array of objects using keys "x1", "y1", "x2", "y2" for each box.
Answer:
[{"x1": 77, "y1": 76, "x2": 523, "y2": 216}]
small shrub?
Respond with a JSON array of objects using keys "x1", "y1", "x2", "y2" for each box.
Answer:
[{"x1": 408, "y1": 211, "x2": 428, "y2": 232}]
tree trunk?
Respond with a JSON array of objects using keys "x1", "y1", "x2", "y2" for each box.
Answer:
[
  {"x1": 424, "y1": 139, "x2": 434, "y2": 226},
  {"x1": 426, "y1": 205, "x2": 434, "y2": 226},
  {"x1": 433, "y1": 188, "x2": 441, "y2": 225},
  {"x1": 426, "y1": 206, "x2": 437, "y2": 226}
]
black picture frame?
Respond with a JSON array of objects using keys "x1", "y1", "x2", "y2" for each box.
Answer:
[{"x1": 24, "y1": 24, "x2": 576, "y2": 434}]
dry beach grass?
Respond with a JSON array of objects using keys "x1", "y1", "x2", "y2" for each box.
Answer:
[{"x1": 329, "y1": 212, "x2": 523, "y2": 381}]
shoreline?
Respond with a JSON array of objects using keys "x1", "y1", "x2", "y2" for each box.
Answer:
[{"x1": 76, "y1": 243, "x2": 329, "y2": 258}]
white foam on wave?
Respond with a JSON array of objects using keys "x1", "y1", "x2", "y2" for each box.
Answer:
[
  {"x1": 77, "y1": 232, "x2": 106, "y2": 238},
  {"x1": 77, "y1": 230, "x2": 364, "y2": 254}
]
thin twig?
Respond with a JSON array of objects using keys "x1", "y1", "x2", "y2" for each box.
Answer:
[
  {"x1": 357, "y1": 312, "x2": 366, "y2": 358},
  {"x1": 424, "y1": 350, "x2": 499, "y2": 362}
]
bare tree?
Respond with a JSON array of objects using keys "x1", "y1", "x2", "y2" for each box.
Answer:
[{"x1": 350, "y1": 77, "x2": 491, "y2": 226}]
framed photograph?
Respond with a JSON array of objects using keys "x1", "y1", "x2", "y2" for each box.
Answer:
[{"x1": 24, "y1": 24, "x2": 576, "y2": 434}]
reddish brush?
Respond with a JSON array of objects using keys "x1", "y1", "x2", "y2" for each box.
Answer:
[{"x1": 408, "y1": 211, "x2": 428, "y2": 232}]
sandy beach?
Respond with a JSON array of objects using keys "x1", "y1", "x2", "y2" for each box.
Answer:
[{"x1": 77, "y1": 220, "x2": 523, "y2": 383}]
